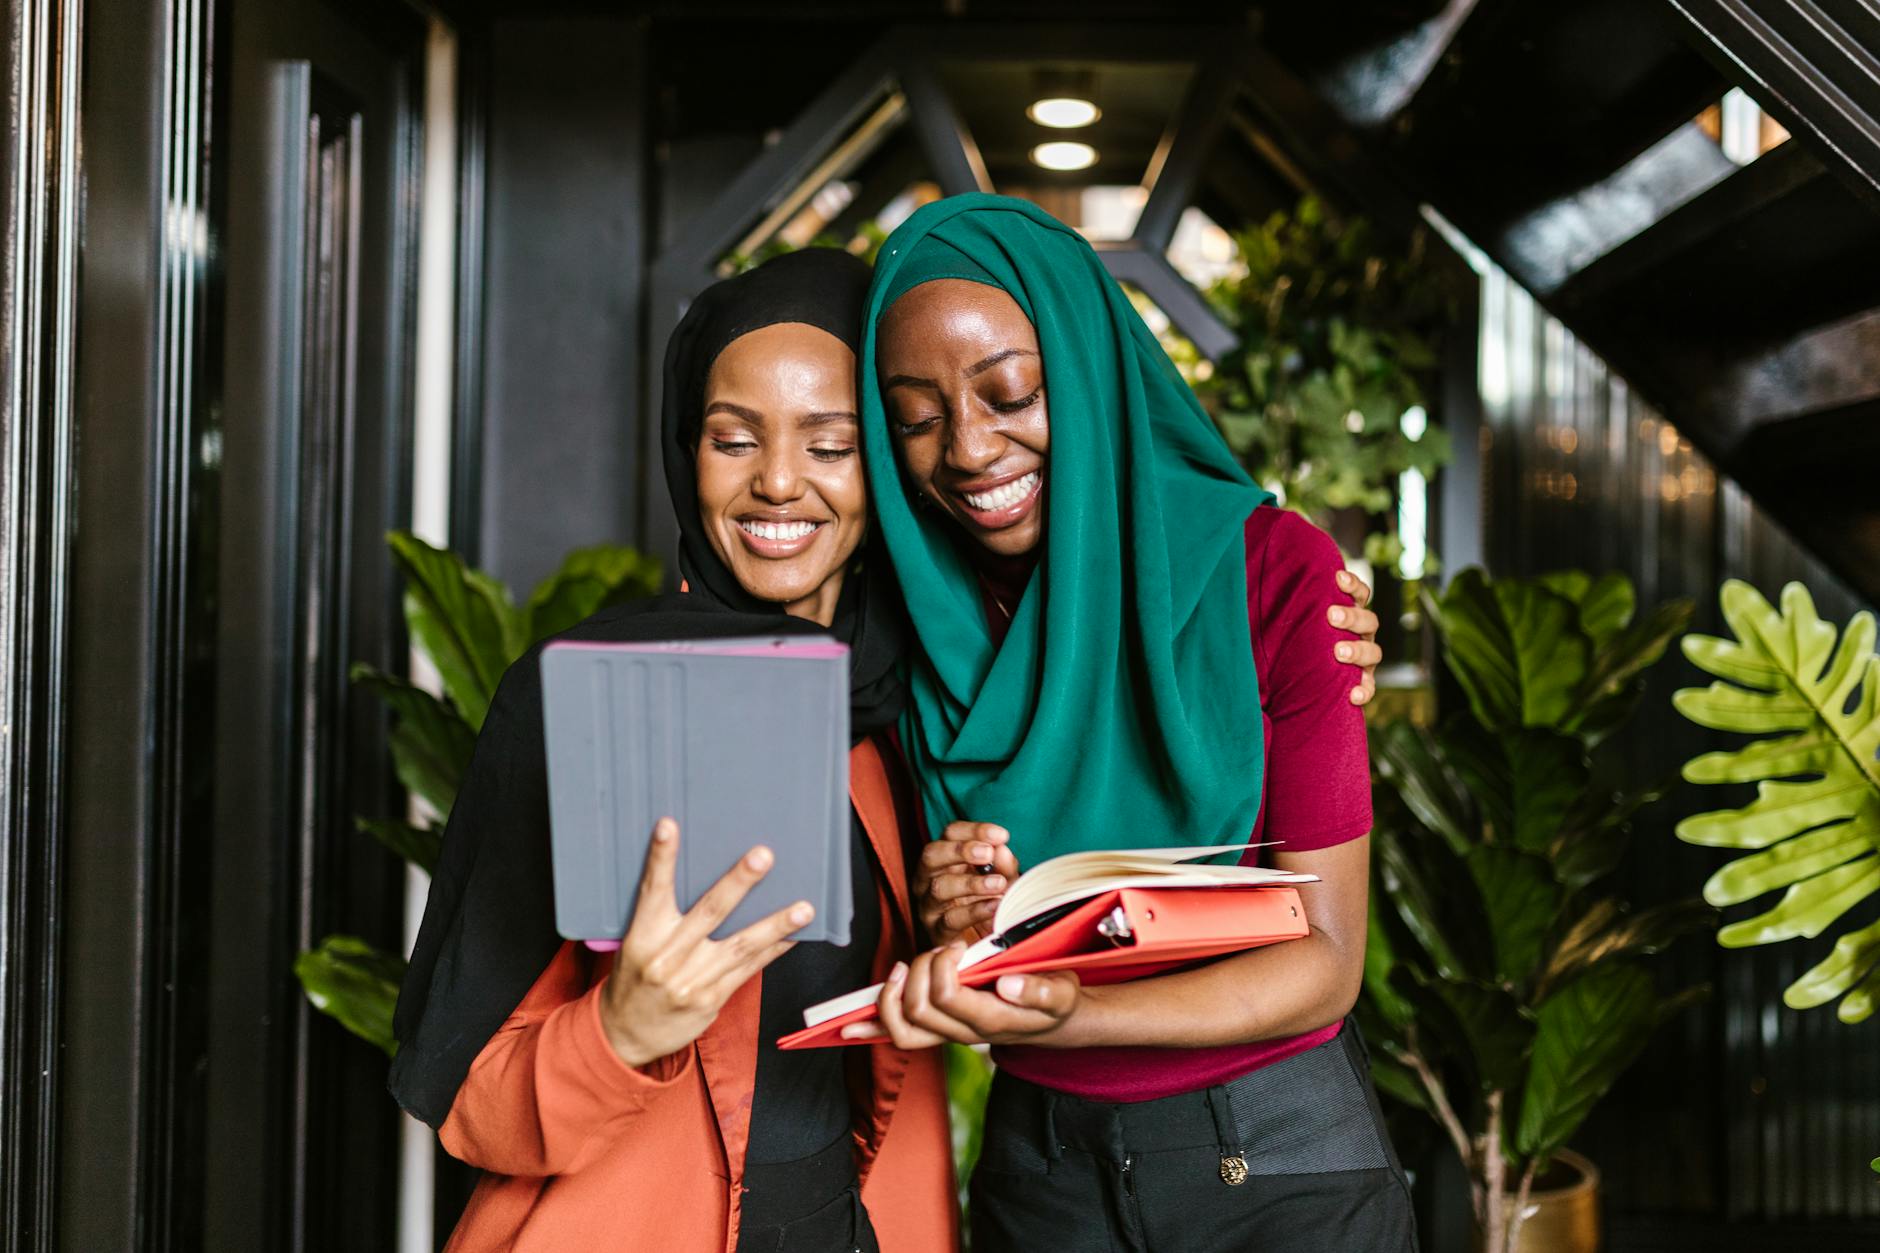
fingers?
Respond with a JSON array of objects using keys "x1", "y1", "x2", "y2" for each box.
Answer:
[
  {"x1": 861, "y1": 960, "x2": 948, "y2": 1048},
  {"x1": 1350, "y1": 670, "x2": 1378, "y2": 707},
  {"x1": 924, "y1": 824, "x2": 1019, "y2": 877},
  {"x1": 1336, "y1": 568, "x2": 1373, "y2": 609},
  {"x1": 926, "y1": 951, "x2": 1070, "y2": 1039},
  {"x1": 625, "y1": 818, "x2": 681, "y2": 943},
  {"x1": 925, "y1": 869, "x2": 1008, "y2": 905},
  {"x1": 671, "y1": 845, "x2": 775, "y2": 947},
  {"x1": 1328, "y1": 603, "x2": 1378, "y2": 640},
  {"x1": 934, "y1": 898, "x2": 999, "y2": 945},
  {"x1": 898, "y1": 947, "x2": 984, "y2": 1045},
  {"x1": 702, "y1": 899, "x2": 815, "y2": 983},
  {"x1": 1336, "y1": 639, "x2": 1384, "y2": 669},
  {"x1": 707, "y1": 937, "x2": 799, "y2": 1001},
  {"x1": 993, "y1": 971, "x2": 1081, "y2": 1017}
]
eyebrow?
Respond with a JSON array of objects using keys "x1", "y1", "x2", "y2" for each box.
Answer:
[
  {"x1": 965, "y1": 348, "x2": 1039, "y2": 378},
  {"x1": 701, "y1": 401, "x2": 857, "y2": 427},
  {"x1": 882, "y1": 348, "x2": 1039, "y2": 393}
]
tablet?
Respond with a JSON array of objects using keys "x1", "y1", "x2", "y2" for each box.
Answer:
[{"x1": 540, "y1": 636, "x2": 852, "y2": 947}]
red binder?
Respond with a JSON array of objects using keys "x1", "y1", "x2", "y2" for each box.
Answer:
[{"x1": 778, "y1": 885, "x2": 1307, "y2": 1049}]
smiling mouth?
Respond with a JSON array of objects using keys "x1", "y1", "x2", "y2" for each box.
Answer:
[
  {"x1": 953, "y1": 469, "x2": 1043, "y2": 527},
  {"x1": 734, "y1": 517, "x2": 827, "y2": 557}
]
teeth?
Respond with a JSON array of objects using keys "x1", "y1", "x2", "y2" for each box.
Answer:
[
  {"x1": 740, "y1": 519, "x2": 820, "y2": 542},
  {"x1": 963, "y1": 471, "x2": 1040, "y2": 512}
]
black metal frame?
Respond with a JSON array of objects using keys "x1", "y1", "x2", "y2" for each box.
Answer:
[
  {"x1": 0, "y1": 1, "x2": 83, "y2": 1249},
  {"x1": 1668, "y1": 0, "x2": 1880, "y2": 211},
  {"x1": 641, "y1": 22, "x2": 1277, "y2": 560}
]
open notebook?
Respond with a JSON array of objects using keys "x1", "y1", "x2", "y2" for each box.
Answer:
[{"x1": 780, "y1": 844, "x2": 1316, "y2": 1048}]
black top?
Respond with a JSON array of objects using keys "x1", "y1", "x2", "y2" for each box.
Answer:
[{"x1": 745, "y1": 818, "x2": 881, "y2": 1164}]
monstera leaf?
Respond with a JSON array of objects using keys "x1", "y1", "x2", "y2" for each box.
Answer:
[{"x1": 1674, "y1": 581, "x2": 1880, "y2": 1022}]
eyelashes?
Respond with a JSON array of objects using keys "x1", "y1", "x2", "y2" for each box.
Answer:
[
  {"x1": 990, "y1": 388, "x2": 1042, "y2": 414},
  {"x1": 707, "y1": 437, "x2": 855, "y2": 462},
  {"x1": 896, "y1": 387, "x2": 1043, "y2": 436}
]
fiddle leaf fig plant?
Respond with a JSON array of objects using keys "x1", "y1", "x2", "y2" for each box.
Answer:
[
  {"x1": 1361, "y1": 569, "x2": 1709, "y2": 1253},
  {"x1": 1671, "y1": 581, "x2": 1880, "y2": 1022},
  {"x1": 294, "y1": 533, "x2": 663, "y2": 1056}
]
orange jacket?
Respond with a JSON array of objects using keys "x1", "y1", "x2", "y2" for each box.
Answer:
[{"x1": 437, "y1": 737, "x2": 958, "y2": 1253}]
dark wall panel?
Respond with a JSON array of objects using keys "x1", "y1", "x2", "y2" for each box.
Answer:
[
  {"x1": 479, "y1": 17, "x2": 648, "y2": 594},
  {"x1": 1460, "y1": 262, "x2": 1880, "y2": 1233}
]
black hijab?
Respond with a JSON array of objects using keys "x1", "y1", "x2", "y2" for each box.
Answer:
[{"x1": 389, "y1": 247, "x2": 904, "y2": 1127}]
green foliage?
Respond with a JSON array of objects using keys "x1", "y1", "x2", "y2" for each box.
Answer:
[
  {"x1": 1363, "y1": 568, "x2": 1707, "y2": 1250},
  {"x1": 1191, "y1": 196, "x2": 1455, "y2": 561},
  {"x1": 1672, "y1": 581, "x2": 1880, "y2": 1023},
  {"x1": 296, "y1": 936, "x2": 407, "y2": 1056},
  {"x1": 946, "y1": 1044, "x2": 994, "y2": 1214},
  {"x1": 295, "y1": 534, "x2": 662, "y2": 1050}
]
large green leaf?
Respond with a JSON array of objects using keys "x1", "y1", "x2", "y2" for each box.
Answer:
[
  {"x1": 1434, "y1": 570, "x2": 1590, "y2": 733},
  {"x1": 1786, "y1": 916, "x2": 1880, "y2": 1023},
  {"x1": 357, "y1": 817, "x2": 444, "y2": 875},
  {"x1": 523, "y1": 544, "x2": 663, "y2": 644},
  {"x1": 1538, "y1": 570, "x2": 1635, "y2": 650},
  {"x1": 1673, "y1": 582, "x2": 1880, "y2": 1018},
  {"x1": 1441, "y1": 720, "x2": 1586, "y2": 853},
  {"x1": 1515, "y1": 962, "x2": 1661, "y2": 1158},
  {"x1": 1363, "y1": 892, "x2": 1418, "y2": 1031},
  {"x1": 1465, "y1": 845, "x2": 1562, "y2": 987},
  {"x1": 946, "y1": 1043, "x2": 993, "y2": 1204},
  {"x1": 389, "y1": 531, "x2": 519, "y2": 729},
  {"x1": 1551, "y1": 781, "x2": 1664, "y2": 889},
  {"x1": 295, "y1": 936, "x2": 405, "y2": 1056},
  {"x1": 1373, "y1": 720, "x2": 1475, "y2": 856},
  {"x1": 351, "y1": 664, "x2": 476, "y2": 817},
  {"x1": 1399, "y1": 972, "x2": 1533, "y2": 1097},
  {"x1": 1374, "y1": 826, "x2": 1492, "y2": 982},
  {"x1": 1567, "y1": 598, "x2": 1694, "y2": 741},
  {"x1": 1539, "y1": 897, "x2": 1716, "y2": 1000}
]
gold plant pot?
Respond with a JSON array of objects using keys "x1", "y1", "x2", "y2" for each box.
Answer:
[{"x1": 1509, "y1": 1149, "x2": 1601, "y2": 1253}]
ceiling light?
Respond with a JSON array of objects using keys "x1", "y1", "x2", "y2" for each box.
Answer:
[
  {"x1": 1027, "y1": 97, "x2": 1100, "y2": 129},
  {"x1": 1030, "y1": 141, "x2": 1098, "y2": 172}
]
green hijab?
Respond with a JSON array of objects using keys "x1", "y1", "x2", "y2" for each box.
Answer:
[{"x1": 860, "y1": 194, "x2": 1274, "y2": 863}]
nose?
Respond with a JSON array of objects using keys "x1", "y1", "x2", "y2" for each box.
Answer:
[
  {"x1": 751, "y1": 444, "x2": 807, "y2": 504},
  {"x1": 943, "y1": 404, "x2": 1002, "y2": 476}
]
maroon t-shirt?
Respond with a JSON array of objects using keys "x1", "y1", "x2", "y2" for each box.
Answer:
[{"x1": 991, "y1": 505, "x2": 1373, "y2": 1101}]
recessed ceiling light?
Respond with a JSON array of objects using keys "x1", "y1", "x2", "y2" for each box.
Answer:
[
  {"x1": 1027, "y1": 97, "x2": 1101, "y2": 129},
  {"x1": 1030, "y1": 141, "x2": 1098, "y2": 172}
]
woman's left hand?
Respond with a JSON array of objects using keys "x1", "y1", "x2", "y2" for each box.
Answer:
[
  {"x1": 1333, "y1": 569, "x2": 1383, "y2": 706},
  {"x1": 840, "y1": 944, "x2": 1082, "y2": 1048}
]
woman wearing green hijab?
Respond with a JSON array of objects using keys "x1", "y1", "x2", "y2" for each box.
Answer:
[{"x1": 850, "y1": 196, "x2": 1412, "y2": 1252}]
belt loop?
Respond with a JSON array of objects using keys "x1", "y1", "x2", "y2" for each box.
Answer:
[
  {"x1": 1042, "y1": 1089, "x2": 1063, "y2": 1163},
  {"x1": 1206, "y1": 1084, "x2": 1249, "y2": 1187}
]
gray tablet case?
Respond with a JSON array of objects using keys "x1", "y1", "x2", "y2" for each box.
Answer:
[{"x1": 540, "y1": 637, "x2": 852, "y2": 946}]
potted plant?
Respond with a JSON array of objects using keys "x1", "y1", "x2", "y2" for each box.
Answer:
[{"x1": 1360, "y1": 569, "x2": 1712, "y2": 1253}]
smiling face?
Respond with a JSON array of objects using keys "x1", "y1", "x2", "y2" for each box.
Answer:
[
  {"x1": 694, "y1": 322, "x2": 866, "y2": 626},
  {"x1": 877, "y1": 279, "x2": 1049, "y2": 558}
]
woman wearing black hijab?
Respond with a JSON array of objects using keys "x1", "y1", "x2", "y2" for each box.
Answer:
[{"x1": 390, "y1": 249, "x2": 958, "y2": 1253}]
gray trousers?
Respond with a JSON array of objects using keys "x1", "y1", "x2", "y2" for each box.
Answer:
[{"x1": 969, "y1": 1024, "x2": 1417, "y2": 1253}]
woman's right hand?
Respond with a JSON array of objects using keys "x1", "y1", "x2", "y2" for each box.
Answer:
[
  {"x1": 599, "y1": 818, "x2": 814, "y2": 1068},
  {"x1": 914, "y1": 821, "x2": 1021, "y2": 947}
]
